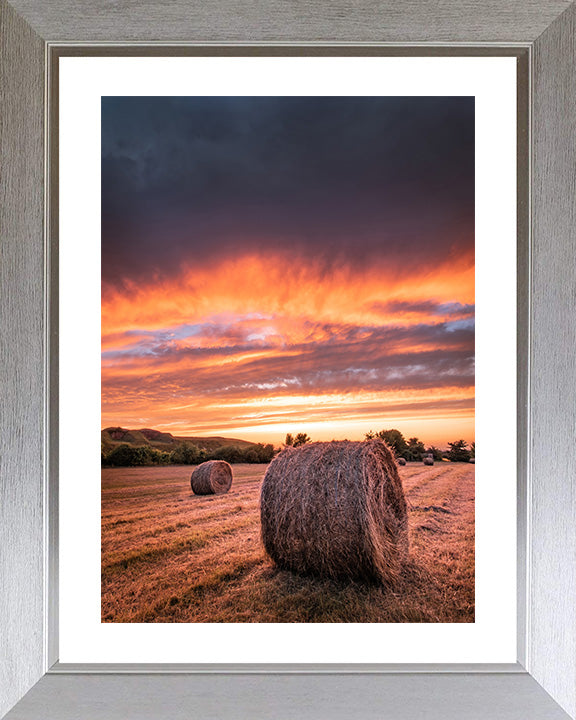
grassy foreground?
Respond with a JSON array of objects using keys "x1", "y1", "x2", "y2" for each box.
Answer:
[{"x1": 102, "y1": 462, "x2": 474, "y2": 623}]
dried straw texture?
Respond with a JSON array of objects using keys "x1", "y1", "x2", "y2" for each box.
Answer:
[
  {"x1": 190, "y1": 460, "x2": 233, "y2": 495},
  {"x1": 423, "y1": 457, "x2": 434, "y2": 466},
  {"x1": 260, "y1": 440, "x2": 408, "y2": 583},
  {"x1": 397, "y1": 457, "x2": 407, "y2": 466}
]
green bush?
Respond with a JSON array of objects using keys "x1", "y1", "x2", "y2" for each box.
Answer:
[
  {"x1": 244, "y1": 449, "x2": 259, "y2": 463},
  {"x1": 103, "y1": 443, "x2": 169, "y2": 467},
  {"x1": 102, "y1": 440, "x2": 277, "y2": 467},
  {"x1": 169, "y1": 442, "x2": 203, "y2": 465},
  {"x1": 253, "y1": 443, "x2": 275, "y2": 463}
]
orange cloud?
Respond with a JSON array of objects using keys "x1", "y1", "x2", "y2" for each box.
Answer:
[
  {"x1": 102, "y1": 248, "x2": 474, "y2": 447},
  {"x1": 102, "y1": 250, "x2": 474, "y2": 337}
]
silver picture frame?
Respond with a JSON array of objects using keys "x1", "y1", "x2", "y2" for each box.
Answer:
[{"x1": 1, "y1": 2, "x2": 575, "y2": 718}]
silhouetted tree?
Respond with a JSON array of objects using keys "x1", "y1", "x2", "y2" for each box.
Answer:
[
  {"x1": 365, "y1": 428, "x2": 408, "y2": 457},
  {"x1": 405, "y1": 437, "x2": 426, "y2": 462},
  {"x1": 426, "y1": 446, "x2": 444, "y2": 461},
  {"x1": 293, "y1": 433, "x2": 311, "y2": 447},
  {"x1": 447, "y1": 440, "x2": 472, "y2": 462}
]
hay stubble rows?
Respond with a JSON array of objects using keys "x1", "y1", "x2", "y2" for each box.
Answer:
[{"x1": 101, "y1": 462, "x2": 474, "y2": 623}]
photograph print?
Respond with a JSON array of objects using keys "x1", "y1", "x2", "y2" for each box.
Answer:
[{"x1": 101, "y1": 96, "x2": 475, "y2": 623}]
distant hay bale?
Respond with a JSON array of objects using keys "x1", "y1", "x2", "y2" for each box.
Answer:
[
  {"x1": 423, "y1": 457, "x2": 434, "y2": 466},
  {"x1": 469, "y1": 458, "x2": 475, "y2": 464},
  {"x1": 260, "y1": 440, "x2": 409, "y2": 583},
  {"x1": 190, "y1": 460, "x2": 232, "y2": 495},
  {"x1": 397, "y1": 457, "x2": 407, "y2": 466}
]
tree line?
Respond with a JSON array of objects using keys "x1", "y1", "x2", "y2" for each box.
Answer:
[
  {"x1": 364, "y1": 429, "x2": 474, "y2": 462},
  {"x1": 102, "y1": 429, "x2": 474, "y2": 468},
  {"x1": 283, "y1": 429, "x2": 474, "y2": 462},
  {"x1": 102, "y1": 441, "x2": 276, "y2": 467}
]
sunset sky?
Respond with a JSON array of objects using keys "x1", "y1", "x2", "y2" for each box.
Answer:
[{"x1": 101, "y1": 97, "x2": 474, "y2": 447}]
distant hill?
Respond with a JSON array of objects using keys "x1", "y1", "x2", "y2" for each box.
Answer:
[{"x1": 101, "y1": 427, "x2": 257, "y2": 453}]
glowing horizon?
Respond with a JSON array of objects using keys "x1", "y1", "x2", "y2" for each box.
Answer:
[{"x1": 101, "y1": 417, "x2": 474, "y2": 449}]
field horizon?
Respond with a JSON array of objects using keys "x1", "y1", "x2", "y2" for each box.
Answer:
[{"x1": 101, "y1": 425, "x2": 474, "y2": 456}]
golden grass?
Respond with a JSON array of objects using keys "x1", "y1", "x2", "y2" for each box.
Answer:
[{"x1": 101, "y1": 462, "x2": 474, "y2": 623}]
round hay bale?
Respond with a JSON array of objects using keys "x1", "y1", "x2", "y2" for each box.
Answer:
[
  {"x1": 260, "y1": 440, "x2": 408, "y2": 583},
  {"x1": 190, "y1": 460, "x2": 232, "y2": 495},
  {"x1": 397, "y1": 457, "x2": 407, "y2": 466},
  {"x1": 423, "y1": 457, "x2": 434, "y2": 466},
  {"x1": 469, "y1": 458, "x2": 475, "y2": 464}
]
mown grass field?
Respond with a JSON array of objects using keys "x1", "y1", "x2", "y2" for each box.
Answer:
[{"x1": 102, "y1": 462, "x2": 474, "y2": 623}]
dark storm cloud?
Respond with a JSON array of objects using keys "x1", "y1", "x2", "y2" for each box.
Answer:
[{"x1": 102, "y1": 96, "x2": 474, "y2": 286}]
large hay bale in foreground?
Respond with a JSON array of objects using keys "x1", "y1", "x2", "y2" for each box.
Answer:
[
  {"x1": 397, "y1": 457, "x2": 407, "y2": 466},
  {"x1": 260, "y1": 440, "x2": 408, "y2": 583},
  {"x1": 190, "y1": 460, "x2": 233, "y2": 495}
]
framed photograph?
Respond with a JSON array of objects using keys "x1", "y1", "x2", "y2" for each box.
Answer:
[{"x1": 1, "y1": 2, "x2": 575, "y2": 719}]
